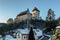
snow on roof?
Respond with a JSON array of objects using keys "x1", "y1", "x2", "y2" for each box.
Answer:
[
  {"x1": 56, "y1": 26, "x2": 60, "y2": 28},
  {"x1": 33, "y1": 29, "x2": 42, "y2": 36},
  {"x1": 20, "y1": 28, "x2": 29, "y2": 34},
  {"x1": 17, "y1": 28, "x2": 42, "y2": 36},
  {"x1": 17, "y1": 28, "x2": 29, "y2": 34},
  {"x1": 5, "y1": 35, "x2": 16, "y2": 40}
]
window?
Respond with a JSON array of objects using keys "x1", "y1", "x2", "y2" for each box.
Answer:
[
  {"x1": 18, "y1": 34, "x2": 20, "y2": 38},
  {"x1": 58, "y1": 33, "x2": 60, "y2": 36},
  {"x1": 24, "y1": 36, "x2": 27, "y2": 39},
  {"x1": 24, "y1": 36, "x2": 25, "y2": 38}
]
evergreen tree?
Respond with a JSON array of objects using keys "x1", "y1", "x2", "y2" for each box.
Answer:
[
  {"x1": 43, "y1": 20, "x2": 57, "y2": 35},
  {"x1": 28, "y1": 27, "x2": 35, "y2": 40}
]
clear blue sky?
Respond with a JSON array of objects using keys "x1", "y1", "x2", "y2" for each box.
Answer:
[{"x1": 0, "y1": 0, "x2": 60, "y2": 23}]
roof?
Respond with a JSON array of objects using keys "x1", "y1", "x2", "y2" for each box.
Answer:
[
  {"x1": 33, "y1": 29, "x2": 42, "y2": 36},
  {"x1": 17, "y1": 28, "x2": 42, "y2": 36},
  {"x1": 57, "y1": 17, "x2": 60, "y2": 21},
  {"x1": 17, "y1": 28, "x2": 29, "y2": 34},
  {"x1": 32, "y1": 7, "x2": 40, "y2": 12},
  {"x1": 0, "y1": 23, "x2": 6, "y2": 27},
  {"x1": 56, "y1": 26, "x2": 60, "y2": 28},
  {"x1": 5, "y1": 35, "x2": 16, "y2": 40},
  {"x1": 7, "y1": 18, "x2": 13, "y2": 21},
  {"x1": 17, "y1": 9, "x2": 31, "y2": 16}
]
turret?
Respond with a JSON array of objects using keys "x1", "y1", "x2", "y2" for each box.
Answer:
[
  {"x1": 7, "y1": 18, "x2": 13, "y2": 24},
  {"x1": 32, "y1": 7, "x2": 40, "y2": 20}
]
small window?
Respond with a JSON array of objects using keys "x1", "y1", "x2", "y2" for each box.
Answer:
[
  {"x1": 18, "y1": 34, "x2": 20, "y2": 38},
  {"x1": 36, "y1": 29, "x2": 39, "y2": 32},
  {"x1": 24, "y1": 36, "x2": 25, "y2": 38},
  {"x1": 58, "y1": 33, "x2": 60, "y2": 36}
]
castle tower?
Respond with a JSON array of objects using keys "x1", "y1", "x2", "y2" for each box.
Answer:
[
  {"x1": 7, "y1": 18, "x2": 13, "y2": 24},
  {"x1": 32, "y1": 7, "x2": 40, "y2": 20},
  {"x1": 46, "y1": 9, "x2": 55, "y2": 21}
]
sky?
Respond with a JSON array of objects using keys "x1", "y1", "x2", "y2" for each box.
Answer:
[{"x1": 0, "y1": 0, "x2": 60, "y2": 23}]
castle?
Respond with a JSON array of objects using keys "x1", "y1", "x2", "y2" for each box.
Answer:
[
  {"x1": 7, "y1": 7, "x2": 56, "y2": 24},
  {"x1": 0, "y1": 7, "x2": 60, "y2": 40}
]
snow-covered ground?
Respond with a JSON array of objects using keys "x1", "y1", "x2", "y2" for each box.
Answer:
[
  {"x1": 1, "y1": 27, "x2": 60, "y2": 40},
  {"x1": 5, "y1": 35, "x2": 16, "y2": 40},
  {"x1": 0, "y1": 35, "x2": 51, "y2": 40}
]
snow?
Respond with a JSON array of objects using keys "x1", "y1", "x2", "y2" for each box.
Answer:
[
  {"x1": 17, "y1": 28, "x2": 42, "y2": 36},
  {"x1": 5, "y1": 35, "x2": 16, "y2": 40},
  {"x1": 56, "y1": 26, "x2": 60, "y2": 28},
  {"x1": 0, "y1": 28, "x2": 53, "y2": 40},
  {"x1": 33, "y1": 29, "x2": 42, "y2": 36},
  {"x1": 17, "y1": 28, "x2": 29, "y2": 34},
  {"x1": 49, "y1": 38, "x2": 51, "y2": 40}
]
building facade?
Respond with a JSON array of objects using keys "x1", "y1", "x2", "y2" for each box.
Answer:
[
  {"x1": 7, "y1": 18, "x2": 13, "y2": 24},
  {"x1": 53, "y1": 26, "x2": 60, "y2": 40},
  {"x1": 32, "y1": 7, "x2": 41, "y2": 20},
  {"x1": 15, "y1": 28, "x2": 42, "y2": 40},
  {"x1": 13, "y1": 7, "x2": 41, "y2": 23},
  {"x1": 14, "y1": 9, "x2": 32, "y2": 23}
]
